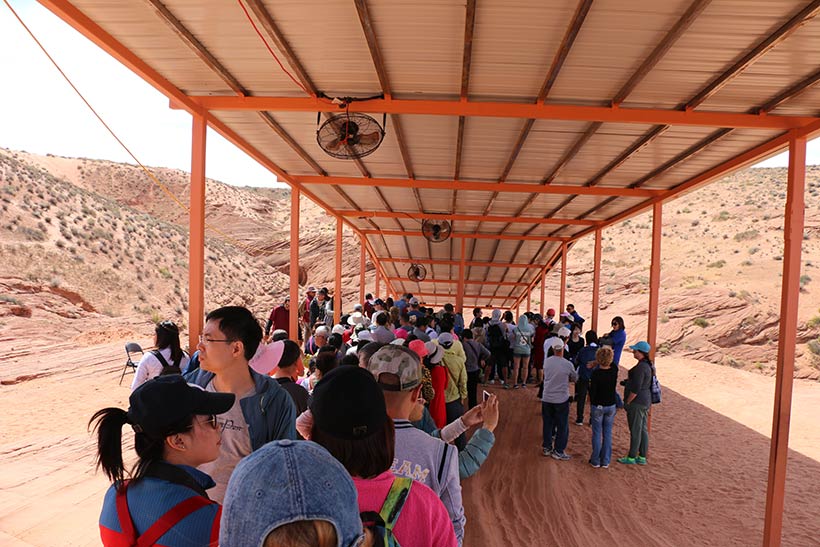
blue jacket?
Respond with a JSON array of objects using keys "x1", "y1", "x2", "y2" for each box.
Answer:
[
  {"x1": 574, "y1": 344, "x2": 598, "y2": 381},
  {"x1": 570, "y1": 310, "x2": 585, "y2": 325},
  {"x1": 185, "y1": 367, "x2": 297, "y2": 450},
  {"x1": 99, "y1": 463, "x2": 219, "y2": 546},
  {"x1": 413, "y1": 407, "x2": 495, "y2": 480},
  {"x1": 609, "y1": 329, "x2": 627, "y2": 366}
]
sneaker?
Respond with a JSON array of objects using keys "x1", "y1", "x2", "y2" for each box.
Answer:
[
  {"x1": 504, "y1": 383, "x2": 511, "y2": 390},
  {"x1": 551, "y1": 451, "x2": 571, "y2": 461},
  {"x1": 574, "y1": 421, "x2": 583, "y2": 426},
  {"x1": 636, "y1": 456, "x2": 647, "y2": 465},
  {"x1": 602, "y1": 464, "x2": 610, "y2": 469},
  {"x1": 589, "y1": 461, "x2": 601, "y2": 468},
  {"x1": 617, "y1": 457, "x2": 637, "y2": 465},
  {"x1": 489, "y1": 379, "x2": 495, "y2": 385},
  {"x1": 518, "y1": 383, "x2": 526, "y2": 389},
  {"x1": 542, "y1": 448, "x2": 553, "y2": 457},
  {"x1": 513, "y1": 384, "x2": 520, "y2": 390}
]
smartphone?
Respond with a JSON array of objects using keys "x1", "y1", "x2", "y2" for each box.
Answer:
[{"x1": 482, "y1": 390, "x2": 491, "y2": 402}]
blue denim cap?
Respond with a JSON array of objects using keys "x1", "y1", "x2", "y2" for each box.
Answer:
[{"x1": 219, "y1": 440, "x2": 365, "y2": 547}]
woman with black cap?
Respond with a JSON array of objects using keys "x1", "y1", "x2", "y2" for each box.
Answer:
[
  {"x1": 311, "y1": 366, "x2": 457, "y2": 547},
  {"x1": 92, "y1": 375, "x2": 235, "y2": 546}
]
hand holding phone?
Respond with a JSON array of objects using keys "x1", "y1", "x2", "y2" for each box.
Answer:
[{"x1": 482, "y1": 390, "x2": 491, "y2": 402}]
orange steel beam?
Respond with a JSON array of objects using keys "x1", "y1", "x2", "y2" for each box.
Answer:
[
  {"x1": 514, "y1": 244, "x2": 567, "y2": 311},
  {"x1": 189, "y1": 95, "x2": 817, "y2": 130},
  {"x1": 381, "y1": 257, "x2": 543, "y2": 269},
  {"x1": 591, "y1": 227, "x2": 602, "y2": 333},
  {"x1": 411, "y1": 292, "x2": 516, "y2": 301},
  {"x1": 340, "y1": 210, "x2": 596, "y2": 226},
  {"x1": 763, "y1": 133, "x2": 806, "y2": 547},
  {"x1": 359, "y1": 237, "x2": 366, "y2": 306},
  {"x1": 540, "y1": 270, "x2": 545, "y2": 316},
  {"x1": 375, "y1": 267, "x2": 380, "y2": 298},
  {"x1": 384, "y1": 278, "x2": 528, "y2": 287},
  {"x1": 457, "y1": 238, "x2": 466, "y2": 313},
  {"x1": 188, "y1": 114, "x2": 206, "y2": 352},
  {"x1": 335, "y1": 217, "x2": 343, "y2": 321},
  {"x1": 297, "y1": 175, "x2": 662, "y2": 197},
  {"x1": 647, "y1": 202, "x2": 662, "y2": 356},
  {"x1": 560, "y1": 241, "x2": 567, "y2": 313},
  {"x1": 361, "y1": 229, "x2": 568, "y2": 242},
  {"x1": 289, "y1": 187, "x2": 300, "y2": 342}
]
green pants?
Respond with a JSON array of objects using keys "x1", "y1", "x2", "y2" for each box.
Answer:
[{"x1": 625, "y1": 403, "x2": 649, "y2": 458}]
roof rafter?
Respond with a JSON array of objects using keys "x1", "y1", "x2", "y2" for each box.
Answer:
[
  {"x1": 362, "y1": 229, "x2": 567, "y2": 242},
  {"x1": 381, "y1": 257, "x2": 544, "y2": 269},
  {"x1": 451, "y1": 0, "x2": 477, "y2": 215},
  {"x1": 340, "y1": 210, "x2": 596, "y2": 226}
]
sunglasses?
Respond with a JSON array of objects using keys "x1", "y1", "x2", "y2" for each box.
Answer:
[{"x1": 200, "y1": 414, "x2": 218, "y2": 430}]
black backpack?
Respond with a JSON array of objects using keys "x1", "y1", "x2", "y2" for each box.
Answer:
[
  {"x1": 153, "y1": 350, "x2": 182, "y2": 376},
  {"x1": 487, "y1": 323, "x2": 507, "y2": 350}
]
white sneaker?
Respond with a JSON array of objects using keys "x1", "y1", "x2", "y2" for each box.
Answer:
[
  {"x1": 542, "y1": 448, "x2": 552, "y2": 457},
  {"x1": 551, "y1": 451, "x2": 571, "y2": 461},
  {"x1": 489, "y1": 379, "x2": 495, "y2": 385}
]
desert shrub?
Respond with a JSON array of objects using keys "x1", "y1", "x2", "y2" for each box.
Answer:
[
  {"x1": 18, "y1": 226, "x2": 46, "y2": 241},
  {"x1": 808, "y1": 338, "x2": 820, "y2": 356},
  {"x1": 707, "y1": 260, "x2": 726, "y2": 268},
  {"x1": 735, "y1": 230, "x2": 759, "y2": 242},
  {"x1": 691, "y1": 219, "x2": 700, "y2": 227},
  {"x1": 714, "y1": 211, "x2": 730, "y2": 221},
  {"x1": 800, "y1": 275, "x2": 811, "y2": 288},
  {"x1": 749, "y1": 247, "x2": 760, "y2": 255},
  {"x1": 693, "y1": 317, "x2": 709, "y2": 328},
  {"x1": 806, "y1": 316, "x2": 820, "y2": 328},
  {"x1": 0, "y1": 295, "x2": 21, "y2": 305}
]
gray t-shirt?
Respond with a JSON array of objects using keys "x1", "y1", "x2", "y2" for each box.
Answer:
[
  {"x1": 198, "y1": 382, "x2": 255, "y2": 503},
  {"x1": 541, "y1": 355, "x2": 578, "y2": 404}
]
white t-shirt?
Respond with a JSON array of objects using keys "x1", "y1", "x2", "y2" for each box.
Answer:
[
  {"x1": 197, "y1": 382, "x2": 254, "y2": 503},
  {"x1": 130, "y1": 347, "x2": 191, "y2": 391}
]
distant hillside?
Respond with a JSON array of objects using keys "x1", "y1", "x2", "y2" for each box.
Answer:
[{"x1": 0, "y1": 148, "x2": 819, "y2": 378}]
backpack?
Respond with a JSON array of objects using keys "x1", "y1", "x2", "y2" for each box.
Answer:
[
  {"x1": 108, "y1": 480, "x2": 218, "y2": 547},
  {"x1": 651, "y1": 374, "x2": 662, "y2": 404},
  {"x1": 487, "y1": 323, "x2": 507, "y2": 350},
  {"x1": 153, "y1": 350, "x2": 182, "y2": 376},
  {"x1": 361, "y1": 477, "x2": 412, "y2": 546}
]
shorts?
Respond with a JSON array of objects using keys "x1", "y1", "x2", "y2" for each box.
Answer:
[{"x1": 532, "y1": 353, "x2": 545, "y2": 370}]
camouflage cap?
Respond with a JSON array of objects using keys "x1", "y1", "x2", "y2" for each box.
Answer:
[{"x1": 366, "y1": 344, "x2": 422, "y2": 392}]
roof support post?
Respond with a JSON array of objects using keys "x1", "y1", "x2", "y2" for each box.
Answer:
[
  {"x1": 375, "y1": 267, "x2": 381, "y2": 299},
  {"x1": 540, "y1": 270, "x2": 546, "y2": 316},
  {"x1": 527, "y1": 286, "x2": 532, "y2": 312},
  {"x1": 592, "y1": 227, "x2": 602, "y2": 333},
  {"x1": 289, "y1": 187, "x2": 300, "y2": 342},
  {"x1": 335, "y1": 217, "x2": 343, "y2": 323},
  {"x1": 763, "y1": 132, "x2": 806, "y2": 547},
  {"x1": 360, "y1": 238, "x2": 366, "y2": 307},
  {"x1": 560, "y1": 242, "x2": 568, "y2": 314},
  {"x1": 647, "y1": 203, "x2": 662, "y2": 356},
  {"x1": 188, "y1": 114, "x2": 206, "y2": 352},
  {"x1": 457, "y1": 238, "x2": 466, "y2": 314}
]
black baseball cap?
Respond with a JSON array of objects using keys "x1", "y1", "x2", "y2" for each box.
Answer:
[
  {"x1": 127, "y1": 376, "x2": 235, "y2": 438},
  {"x1": 311, "y1": 366, "x2": 387, "y2": 440}
]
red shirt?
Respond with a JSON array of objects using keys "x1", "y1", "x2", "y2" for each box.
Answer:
[
  {"x1": 430, "y1": 366, "x2": 448, "y2": 429},
  {"x1": 269, "y1": 305, "x2": 290, "y2": 336}
]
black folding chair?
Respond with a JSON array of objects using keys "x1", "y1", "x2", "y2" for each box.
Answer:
[{"x1": 120, "y1": 342, "x2": 144, "y2": 385}]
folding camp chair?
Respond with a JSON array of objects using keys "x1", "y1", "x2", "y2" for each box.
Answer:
[{"x1": 120, "y1": 342, "x2": 144, "y2": 385}]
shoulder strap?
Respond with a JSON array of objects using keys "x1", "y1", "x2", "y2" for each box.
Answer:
[
  {"x1": 437, "y1": 443, "x2": 450, "y2": 483},
  {"x1": 115, "y1": 481, "x2": 137, "y2": 543},
  {"x1": 379, "y1": 477, "x2": 412, "y2": 534},
  {"x1": 152, "y1": 350, "x2": 170, "y2": 369},
  {"x1": 136, "y1": 496, "x2": 213, "y2": 547}
]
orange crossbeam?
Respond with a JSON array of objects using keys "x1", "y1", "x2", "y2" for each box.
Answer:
[
  {"x1": 297, "y1": 175, "x2": 662, "y2": 197},
  {"x1": 343, "y1": 210, "x2": 595, "y2": 226},
  {"x1": 410, "y1": 292, "x2": 516, "y2": 300},
  {"x1": 363, "y1": 229, "x2": 566, "y2": 242},
  {"x1": 189, "y1": 95, "x2": 818, "y2": 130},
  {"x1": 384, "y1": 277, "x2": 528, "y2": 287},
  {"x1": 381, "y1": 257, "x2": 543, "y2": 269}
]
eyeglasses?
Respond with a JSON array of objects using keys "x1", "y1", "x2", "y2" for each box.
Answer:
[
  {"x1": 198, "y1": 334, "x2": 234, "y2": 344},
  {"x1": 200, "y1": 415, "x2": 218, "y2": 430}
]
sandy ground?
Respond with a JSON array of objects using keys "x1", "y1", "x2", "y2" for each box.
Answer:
[{"x1": 1, "y1": 342, "x2": 819, "y2": 546}]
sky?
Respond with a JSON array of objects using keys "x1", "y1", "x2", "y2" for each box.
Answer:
[{"x1": 1, "y1": 0, "x2": 819, "y2": 189}]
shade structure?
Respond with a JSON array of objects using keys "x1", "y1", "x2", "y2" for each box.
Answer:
[{"x1": 29, "y1": 2, "x2": 820, "y2": 545}]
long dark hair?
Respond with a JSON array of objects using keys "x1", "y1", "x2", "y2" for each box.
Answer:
[
  {"x1": 611, "y1": 316, "x2": 625, "y2": 331},
  {"x1": 155, "y1": 321, "x2": 184, "y2": 364},
  {"x1": 88, "y1": 407, "x2": 193, "y2": 487},
  {"x1": 311, "y1": 417, "x2": 395, "y2": 479}
]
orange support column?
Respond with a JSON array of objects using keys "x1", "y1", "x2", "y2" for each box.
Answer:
[
  {"x1": 592, "y1": 228, "x2": 602, "y2": 333},
  {"x1": 647, "y1": 203, "x2": 662, "y2": 356},
  {"x1": 188, "y1": 114, "x2": 206, "y2": 352},
  {"x1": 457, "y1": 238, "x2": 466, "y2": 314},
  {"x1": 375, "y1": 265, "x2": 381, "y2": 298},
  {"x1": 540, "y1": 270, "x2": 545, "y2": 316},
  {"x1": 560, "y1": 242, "x2": 567, "y2": 314},
  {"x1": 359, "y1": 238, "x2": 366, "y2": 307},
  {"x1": 527, "y1": 288, "x2": 532, "y2": 312},
  {"x1": 762, "y1": 133, "x2": 806, "y2": 547},
  {"x1": 288, "y1": 187, "x2": 300, "y2": 342},
  {"x1": 335, "y1": 218, "x2": 343, "y2": 323}
]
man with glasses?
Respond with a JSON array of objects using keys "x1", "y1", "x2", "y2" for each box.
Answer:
[{"x1": 186, "y1": 306, "x2": 297, "y2": 502}]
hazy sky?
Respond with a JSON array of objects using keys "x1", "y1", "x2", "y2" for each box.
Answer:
[{"x1": 1, "y1": 0, "x2": 818, "y2": 190}]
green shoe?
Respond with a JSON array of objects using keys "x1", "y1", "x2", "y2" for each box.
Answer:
[
  {"x1": 617, "y1": 457, "x2": 637, "y2": 465},
  {"x1": 636, "y1": 456, "x2": 647, "y2": 465}
]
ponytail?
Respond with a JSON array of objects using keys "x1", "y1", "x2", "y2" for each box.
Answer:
[{"x1": 89, "y1": 407, "x2": 129, "y2": 484}]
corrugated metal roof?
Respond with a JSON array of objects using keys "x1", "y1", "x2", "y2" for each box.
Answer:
[{"x1": 45, "y1": 0, "x2": 820, "y2": 306}]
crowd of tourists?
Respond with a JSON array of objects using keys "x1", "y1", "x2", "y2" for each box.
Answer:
[{"x1": 101, "y1": 290, "x2": 658, "y2": 546}]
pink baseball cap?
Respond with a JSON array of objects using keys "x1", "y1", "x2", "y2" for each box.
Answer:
[{"x1": 408, "y1": 339, "x2": 428, "y2": 358}]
